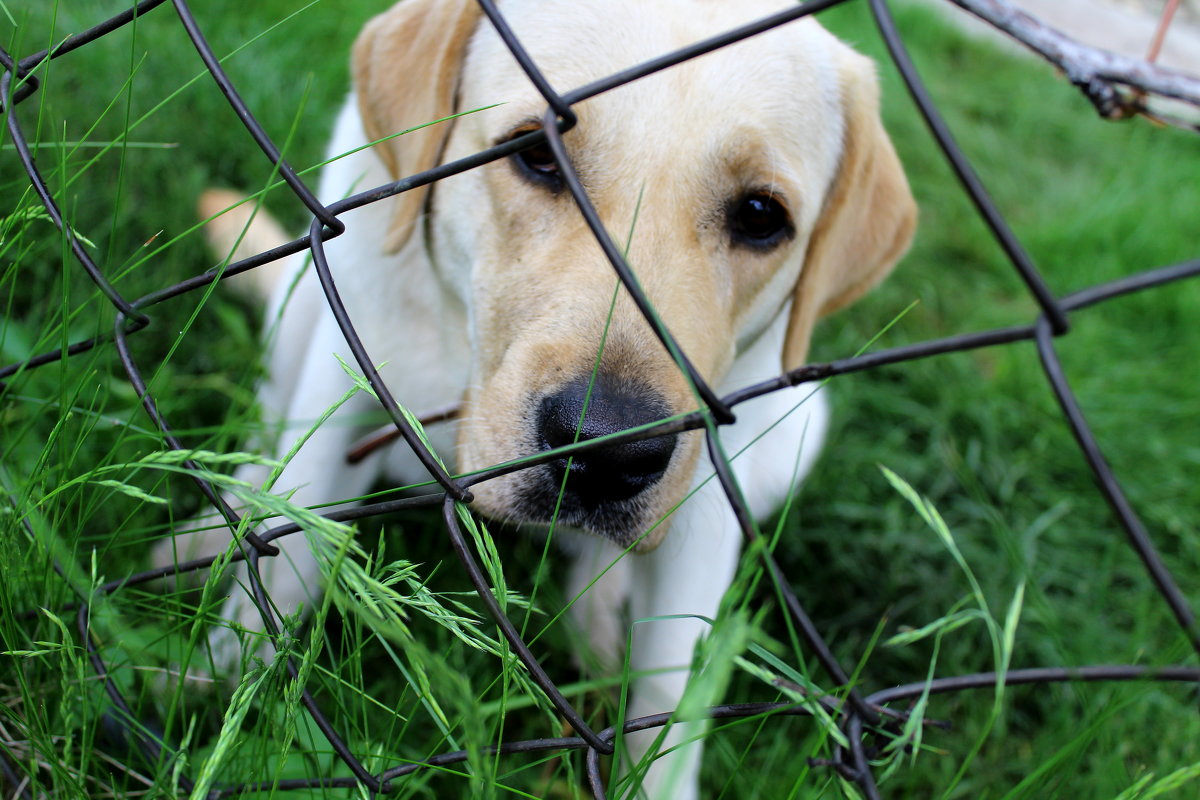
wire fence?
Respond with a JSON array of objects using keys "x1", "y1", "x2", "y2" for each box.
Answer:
[{"x1": 2, "y1": 0, "x2": 1199, "y2": 798}]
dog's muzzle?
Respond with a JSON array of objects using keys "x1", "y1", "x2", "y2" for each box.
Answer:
[{"x1": 518, "y1": 375, "x2": 677, "y2": 542}]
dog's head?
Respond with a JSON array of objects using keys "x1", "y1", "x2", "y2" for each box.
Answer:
[{"x1": 353, "y1": 0, "x2": 916, "y2": 550}]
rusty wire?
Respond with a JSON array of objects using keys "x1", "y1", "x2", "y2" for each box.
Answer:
[{"x1": 2, "y1": 1, "x2": 1199, "y2": 798}]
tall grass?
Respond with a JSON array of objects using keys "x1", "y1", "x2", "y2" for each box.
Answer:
[{"x1": 2, "y1": 1, "x2": 1197, "y2": 798}]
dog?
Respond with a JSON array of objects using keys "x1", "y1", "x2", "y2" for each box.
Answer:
[{"x1": 159, "y1": 1, "x2": 915, "y2": 796}]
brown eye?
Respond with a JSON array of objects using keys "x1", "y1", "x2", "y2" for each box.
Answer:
[
  {"x1": 517, "y1": 141, "x2": 558, "y2": 177},
  {"x1": 502, "y1": 125, "x2": 562, "y2": 190},
  {"x1": 730, "y1": 191, "x2": 792, "y2": 249}
]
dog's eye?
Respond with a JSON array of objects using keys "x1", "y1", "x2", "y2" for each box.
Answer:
[
  {"x1": 517, "y1": 142, "x2": 559, "y2": 177},
  {"x1": 502, "y1": 126, "x2": 563, "y2": 190},
  {"x1": 729, "y1": 192, "x2": 792, "y2": 248}
]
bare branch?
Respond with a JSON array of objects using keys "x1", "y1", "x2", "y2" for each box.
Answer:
[{"x1": 945, "y1": 0, "x2": 1200, "y2": 127}]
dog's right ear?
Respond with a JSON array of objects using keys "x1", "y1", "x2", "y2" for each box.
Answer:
[
  {"x1": 781, "y1": 49, "x2": 916, "y2": 371},
  {"x1": 352, "y1": 0, "x2": 482, "y2": 254}
]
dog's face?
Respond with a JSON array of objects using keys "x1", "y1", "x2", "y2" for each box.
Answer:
[{"x1": 353, "y1": 0, "x2": 915, "y2": 550}]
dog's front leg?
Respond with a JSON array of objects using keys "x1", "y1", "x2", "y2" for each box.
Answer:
[
  {"x1": 566, "y1": 534, "x2": 632, "y2": 672},
  {"x1": 620, "y1": 379, "x2": 830, "y2": 798},
  {"x1": 200, "y1": 306, "x2": 384, "y2": 674},
  {"x1": 624, "y1": 476, "x2": 742, "y2": 800}
]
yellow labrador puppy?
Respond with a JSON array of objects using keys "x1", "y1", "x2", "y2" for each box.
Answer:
[{"x1": 171, "y1": 0, "x2": 914, "y2": 796}]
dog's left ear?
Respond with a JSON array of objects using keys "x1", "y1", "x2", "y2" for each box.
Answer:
[
  {"x1": 352, "y1": 0, "x2": 482, "y2": 254},
  {"x1": 782, "y1": 50, "x2": 917, "y2": 371}
]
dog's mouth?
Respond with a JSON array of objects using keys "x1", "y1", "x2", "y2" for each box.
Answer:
[
  {"x1": 512, "y1": 475, "x2": 657, "y2": 548},
  {"x1": 521, "y1": 376, "x2": 677, "y2": 546},
  {"x1": 464, "y1": 374, "x2": 688, "y2": 550}
]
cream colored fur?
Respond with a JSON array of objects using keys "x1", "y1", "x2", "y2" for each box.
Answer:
[{"x1": 159, "y1": 2, "x2": 915, "y2": 797}]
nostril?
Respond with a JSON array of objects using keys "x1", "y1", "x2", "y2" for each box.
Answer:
[{"x1": 538, "y1": 377, "x2": 676, "y2": 504}]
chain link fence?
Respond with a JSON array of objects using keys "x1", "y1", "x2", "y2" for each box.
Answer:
[{"x1": 3, "y1": 0, "x2": 1198, "y2": 797}]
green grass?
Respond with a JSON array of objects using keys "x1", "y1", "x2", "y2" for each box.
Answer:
[{"x1": 3, "y1": 1, "x2": 1199, "y2": 798}]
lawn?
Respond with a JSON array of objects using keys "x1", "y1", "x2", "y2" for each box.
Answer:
[{"x1": 2, "y1": 1, "x2": 1198, "y2": 798}]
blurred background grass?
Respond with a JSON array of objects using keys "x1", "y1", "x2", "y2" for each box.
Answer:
[{"x1": 2, "y1": 1, "x2": 1198, "y2": 798}]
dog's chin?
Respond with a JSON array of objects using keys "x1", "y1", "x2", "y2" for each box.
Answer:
[
  {"x1": 467, "y1": 467, "x2": 672, "y2": 553},
  {"x1": 518, "y1": 484, "x2": 661, "y2": 552}
]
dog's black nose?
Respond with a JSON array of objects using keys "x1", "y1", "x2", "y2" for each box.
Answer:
[{"x1": 538, "y1": 377, "x2": 676, "y2": 506}]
